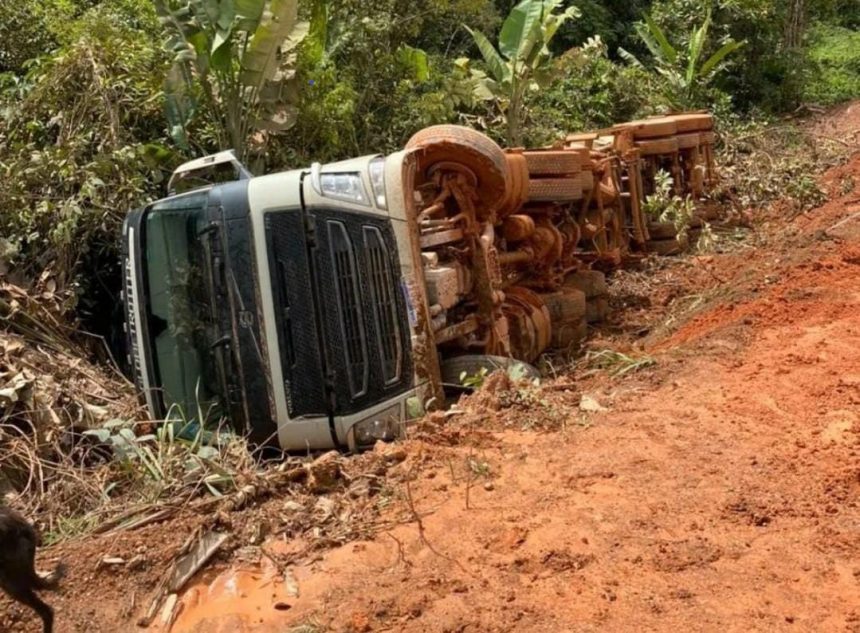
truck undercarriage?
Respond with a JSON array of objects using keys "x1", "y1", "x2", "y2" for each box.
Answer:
[{"x1": 123, "y1": 112, "x2": 719, "y2": 451}]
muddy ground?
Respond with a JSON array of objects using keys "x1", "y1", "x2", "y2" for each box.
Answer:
[{"x1": 3, "y1": 105, "x2": 860, "y2": 632}]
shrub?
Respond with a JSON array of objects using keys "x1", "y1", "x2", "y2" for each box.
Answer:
[
  {"x1": 803, "y1": 24, "x2": 860, "y2": 105},
  {"x1": 527, "y1": 37, "x2": 657, "y2": 144},
  {"x1": 0, "y1": 8, "x2": 171, "y2": 296}
]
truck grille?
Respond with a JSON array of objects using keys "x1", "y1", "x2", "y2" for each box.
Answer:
[
  {"x1": 364, "y1": 227, "x2": 402, "y2": 384},
  {"x1": 328, "y1": 221, "x2": 368, "y2": 398}
]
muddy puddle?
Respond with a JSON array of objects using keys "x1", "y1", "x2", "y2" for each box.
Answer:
[{"x1": 166, "y1": 554, "x2": 305, "y2": 633}]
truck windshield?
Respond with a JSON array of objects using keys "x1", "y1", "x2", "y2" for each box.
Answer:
[{"x1": 143, "y1": 193, "x2": 224, "y2": 424}]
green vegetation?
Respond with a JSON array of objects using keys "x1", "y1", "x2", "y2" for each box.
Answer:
[
  {"x1": 0, "y1": 0, "x2": 856, "y2": 319},
  {"x1": 155, "y1": 0, "x2": 312, "y2": 161},
  {"x1": 804, "y1": 24, "x2": 860, "y2": 105},
  {"x1": 619, "y1": 10, "x2": 744, "y2": 109},
  {"x1": 464, "y1": 0, "x2": 579, "y2": 145}
]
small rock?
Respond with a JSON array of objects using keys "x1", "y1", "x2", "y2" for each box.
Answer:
[
  {"x1": 483, "y1": 481, "x2": 495, "y2": 491},
  {"x1": 283, "y1": 500, "x2": 304, "y2": 512},
  {"x1": 126, "y1": 555, "x2": 146, "y2": 571},
  {"x1": 579, "y1": 394, "x2": 607, "y2": 413},
  {"x1": 284, "y1": 568, "x2": 300, "y2": 598},
  {"x1": 373, "y1": 440, "x2": 407, "y2": 465}
]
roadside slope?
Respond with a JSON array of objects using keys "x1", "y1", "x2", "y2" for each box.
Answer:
[{"x1": 169, "y1": 155, "x2": 860, "y2": 633}]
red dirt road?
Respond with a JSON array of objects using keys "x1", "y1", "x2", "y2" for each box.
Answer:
[
  {"x1": 167, "y1": 154, "x2": 860, "y2": 631},
  {"x1": 2, "y1": 115, "x2": 858, "y2": 633}
]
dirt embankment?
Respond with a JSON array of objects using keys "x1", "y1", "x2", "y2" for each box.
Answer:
[
  {"x1": 2, "y1": 107, "x2": 859, "y2": 633},
  {"x1": 175, "y1": 139, "x2": 860, "y2": 633}
]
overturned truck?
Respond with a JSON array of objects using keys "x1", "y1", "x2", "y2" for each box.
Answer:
[{"x1": 122, "y1": 113, "x2": 717, "y2": 451}]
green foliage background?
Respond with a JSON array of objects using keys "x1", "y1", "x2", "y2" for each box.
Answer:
[{"x1": 0, "y1": 0, "x2": 857, "y2": 329}]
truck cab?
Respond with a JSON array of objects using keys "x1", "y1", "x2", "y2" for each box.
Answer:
[
  {"x1": 123, "y1": 150, "x2": 435, "y2": 451},
  {"x1": 123, "y1": 124, "x2": 614, "y2": 452}
]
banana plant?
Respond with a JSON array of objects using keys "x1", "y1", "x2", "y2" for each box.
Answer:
[
  {"x1": 464, "y1": 0, "x2": 580, "y2": 146},
  {"x1": 154, "y1": 0, "x2": 312, "y2": 163},
  {"x1": 620, "y1": 11, "x2": 745, "y2": 109}
]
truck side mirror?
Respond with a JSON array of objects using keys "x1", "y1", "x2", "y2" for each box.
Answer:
[{"x1": 167, "y1": 150, "x2": 253, "y2": 196}]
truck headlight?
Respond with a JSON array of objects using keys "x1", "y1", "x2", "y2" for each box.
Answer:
[
  {"x1": 368, "y1": 157, "x2": 387, "y2": 209},
  {"x1": 320, "y1": 172, "x2": 369, "y2": 205},
  {"x1": 351, "y1": 403, "x2": 402, "y2": 447}
]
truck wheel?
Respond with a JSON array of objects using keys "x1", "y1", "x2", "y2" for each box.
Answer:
[
  {"x1": 500, "y1": 152, "x2": 529, "y2": 217},
  {"x1": 563, "y1": 270, "x2": 608, "y2": 299},
  {"x1": 406, "y1": 125, "x2": 508, "y2": 215},
  {"x1": 541, "y1": 288, "x2": 587, "y2": 324},
  {"x1": 523, "y1": 150, "x2": 583, "y2": 176},
  {"x1": 636, "y1": 137, "x2": 680, "y2": 155},
  {"x1": 528, "y1": 177, "x2": 583, "y2": 202},
  {"x1": 675, "y1": 132, "x2": 701, "y2": 150},
  {"x1": 585, "y1": 297, "x2": 610, "y2": 323},
  {"x1": 647, "y1": 238, "x2": 683, "y2": 256},
  {"x1": 579, "y1": 170, "x2": 595, "y2": 191},
  {"x1": 441, "y1": 354, "x2": 540, "y2": 388},
  {"x1": 646, "y1": 221, "x2": 679, "y2": 240},
  {"x1": 550, "y1": 318, "x2": 588, "y2": 351},
  {"x1": 669, "y1": 113, "x2": 714, "y2": 133},
  {"x1": 620, "y1": 117, "x2": 678, "y2": 139}
]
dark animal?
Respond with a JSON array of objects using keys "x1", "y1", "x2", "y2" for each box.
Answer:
[{"x1": 0, "y1": 507, "x2": 65, "y2": 633}]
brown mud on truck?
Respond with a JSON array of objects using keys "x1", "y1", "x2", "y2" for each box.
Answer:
[{"x1": 122, "y1": 113, "x2": 717, "y2": 451}]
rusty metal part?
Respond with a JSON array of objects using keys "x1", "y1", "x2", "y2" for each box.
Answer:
[
  {"x1": 435, "y1": 315, "x2": 480, "y2": 344},
  {"x1": 502, "y1": 214, "x2": 536, "y2": 242},
  {"x1": 497, "y1": 249, "x2": 534, "y2": 266},
  {"x1": 529, "y1": 217, "x2": 564, "y2": 268},
  {"x1": 420, "y1": 228, "x2": 465, "y2": 249},
  {"x1": 429, "y1": 161, "x2": 478, "y2": 188},
  {"x1": 565, "y1": 133, "x2": 598, "y2": 148},
  {"x1": 502, "y1": 287, "x2": 551, "y2": 362},
  {"x1": 406, "y1": 124, "x2": 509, "y2": 219},
  {"x1": 618, "y1": 153, "x2": 648, "y2": 246},
  {"x1": 399, "y1": 154, "x2": 444, "y2": 406}
]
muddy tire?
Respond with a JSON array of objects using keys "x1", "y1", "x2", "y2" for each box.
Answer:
[
  {"x1": 622, "y1": 117, "x2": 678, "y2": 139},
  {"x1": 563, "y1": 270, "x2": 608, "y2": 299},
  {"x1": 406, "y1": 125, "x2": 508, "y2": 213},
  {"x1": 585, "y1": 296, "x2": 610, "y2": 323},
  {"x1": 566, "y1": 133, "x2": 598, "y2": 147},
  {"x1": 579, "y1": 170, "x2": 595, "y2": 191},
  {"x1": 500, "y1": 152, "x2": 529, "y2": 217},
  {"x1": 699, "y1": 131, "x2": 717, "y2": 144},
  {"x1": 647, "y1": 238, "x2": 683, "y2": 256},
  {"x1": 696, "y1": 204, "x2": 722, "y2": 222},
  {"x1": 541, "y1": 288, "x2": 587, "y2": 325},
  {"x1": 523, "y1": 150, "x2": 583, "y2": 176},
  {"x1": 675, "y1": 133, "x2": 701, "y2": 150},
  {"x1": 550, "y1": 318, "x2": 588, "y2": 351},
  {"x1": 441, "y1": 354, "x2": 540, "y2": 387},
  {"x1": 636, "y1": 137, "x2": 680, "y2": 155},
  {"x1": 647, "y1": 221, "x2": 679, "y2": 240},
  {"x1": 528, "y1": 177, "x2": 583, "y2": 202},
  {"x1": 670, "y1": 113, "x2": 714, "y2": 133}
]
